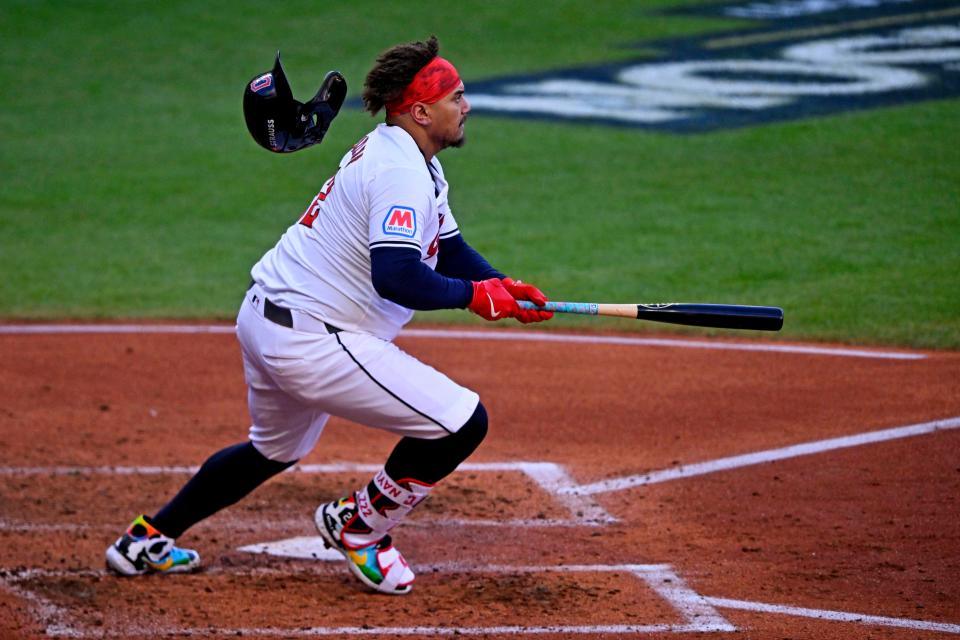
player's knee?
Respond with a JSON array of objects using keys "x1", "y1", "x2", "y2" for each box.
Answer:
[
  {"x1": 457, "y1": 400, "x2": 488, "y2": 451},
  {"x1": 227, "y1": 441, "x2": 298, "y2": 477},
  {"x1": 383, "y1": 402, "x2": 488, "y2": 485}
]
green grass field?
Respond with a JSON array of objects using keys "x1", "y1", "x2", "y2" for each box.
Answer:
[{"x1": 2, "y1": 1, "x2": 958, "y2": 347}]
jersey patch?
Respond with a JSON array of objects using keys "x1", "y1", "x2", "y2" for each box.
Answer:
[{"x1": 382, "y1": 206, "x2": 417, "y2": 238}]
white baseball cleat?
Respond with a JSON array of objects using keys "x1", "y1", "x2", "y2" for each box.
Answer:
[
  {"x1": 315, "y1": 496, "x2": 414, "y2": 595},
  {"x1": 105, "y1": 515, "x2": 200, "y2": 576}
]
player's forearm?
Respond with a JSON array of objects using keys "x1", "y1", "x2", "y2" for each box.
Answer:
[
  {"x1": 371, "y1": 247, "x2": 473, "y2": 310},
  {"x1": 435, "y1": 234, "x2": 504, "y2": 281}
]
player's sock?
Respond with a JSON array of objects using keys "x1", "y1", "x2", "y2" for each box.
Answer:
[
  {"x1": 342, "y1": 470, "x2": 433, "y2": 548},
  {"x1": 151, "y1": 441, "x2": 295, "y2": 538},
  {"x1": 338, "y1": 402, "x2": 488, "y2": 547},
  {"x1": 383, "y1": 401, "x2": 488, "y2": 484}
]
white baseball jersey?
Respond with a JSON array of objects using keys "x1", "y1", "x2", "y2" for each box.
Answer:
[
  {"x1": 239, "y1": 124, "x2": 480, "y2": 461},
  {"x1": 251, "y1": 123, "x2": 461, "y2": 341}
]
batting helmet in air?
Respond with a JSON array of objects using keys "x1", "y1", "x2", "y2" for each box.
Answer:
[{"x1": 243, "y1": 52, "x2": 347, "y2": 153}]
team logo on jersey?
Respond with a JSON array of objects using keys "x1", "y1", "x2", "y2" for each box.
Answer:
[
  {"x1": 250, "y1": 73, "x2": 274, "y2": 94},
  {"x1": 383, "y1": 206, "x2": 417, "y2": 238}
]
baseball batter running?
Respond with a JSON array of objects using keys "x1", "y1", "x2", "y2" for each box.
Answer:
[{"x1": 105, "y1": 36, "x2": 552, "y2": 595}]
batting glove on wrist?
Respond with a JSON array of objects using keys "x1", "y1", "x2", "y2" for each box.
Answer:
[
  {"x1": 468, "y1": 278, "x2": 519, "y2": 321},
  {"x1": 501, "y1": 277, "x2": 553, "y2": 324}
]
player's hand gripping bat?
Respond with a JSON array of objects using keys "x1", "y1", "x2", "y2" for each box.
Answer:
[{"x1": 516, "y1": 301, "x2": 783, "y2": 331}]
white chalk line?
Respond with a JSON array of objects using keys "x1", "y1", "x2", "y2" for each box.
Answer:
[
  {"x1": 164, "y1": 624, "x2": 710, "y2": 636},
  {"x1": 0, "y1": 461, "x2": 548, "y2": 475},
  {"x1": 9, "y1": 417, "x2": 957, "y2": 505},
  {"x1": 0, "y1": 324, "x2": 236, "y2": 335},
  {"x1": 0, "y1": 571, "x2": 77, "y2": 638},
  {"x1": 566, "y1": 415, "x2": 960, "y2": 496},
  {"x1": 0, "y1": 323, "x2": 927, "y2": 359},
  {"x1": 0, "y1": 461, "x2": 615, "y2": 527},
  {"x1": 705, "y1": 597, "x2": 960, "y2": 634},
  {"x1": 0, "y1": 517, "x2": 581, "y2": 534},
  {"x1": 6, "y1": 565, "x2": 959, "y2": 636},
  {"x1": 402, "y1": 328, "x2": 926, "y2": 360},
  {"x1": 2, "y1": 564, "x2": 733, "y2": 636}
]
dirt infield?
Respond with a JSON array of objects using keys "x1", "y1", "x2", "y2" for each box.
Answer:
[{"x1": 1, "y1": 324, "x2": 959, "y2": 638}]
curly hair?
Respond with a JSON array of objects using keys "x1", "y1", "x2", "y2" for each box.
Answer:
[{"x1": 362, "y1": 36, "x2": 440, "y2": 116}]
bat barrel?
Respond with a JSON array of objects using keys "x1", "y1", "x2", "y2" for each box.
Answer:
[
  {"x1": 635, "y1": 303, "x2": 783, "y2": 331},
  {"x1": 517, "y1": 300, "x2": 784, "y2": 331}
]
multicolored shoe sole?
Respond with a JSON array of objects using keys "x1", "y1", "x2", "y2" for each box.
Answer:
[
  {"x1": 105, "y1": 515, "x2": 200, "y2": 576},
  {"x1": 315, "y1": 499, "x2": 414, "y2": 595}
]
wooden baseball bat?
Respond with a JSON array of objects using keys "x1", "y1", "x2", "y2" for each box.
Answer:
[{"x1": 517, "y1": 300, "x2": 783, "y2": 331}]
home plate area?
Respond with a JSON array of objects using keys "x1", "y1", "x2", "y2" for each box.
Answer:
[
  {"x1": 220, "y1": 458, "x2": 960, "y2": 638},
  {"x1": 4, "y1": 446, "x2": 960, "y2": 637},
  {"x1": 3, "y1": 328, "x2": 960, "y2": 638}
]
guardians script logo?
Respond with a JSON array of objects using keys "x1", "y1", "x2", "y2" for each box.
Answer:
[{"x1": 466, "y1": 0, "x2": 960, "y2": 132}]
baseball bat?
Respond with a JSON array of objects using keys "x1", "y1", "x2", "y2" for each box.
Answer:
[{"x1": 517, "y1": 300, "x2": 783, "y2": 331}]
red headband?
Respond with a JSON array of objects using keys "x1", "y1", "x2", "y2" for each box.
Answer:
[{"x1": 386, "y1": 56, "x2": 461, "y2": 117}]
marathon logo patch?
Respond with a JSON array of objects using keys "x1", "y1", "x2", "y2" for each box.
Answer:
[
  {"x1": 382, "y1": 206, "x2": 417, "y2": 238},
  {"x1": 250, "y1": 73, "x2": 274, "y2": 94}
]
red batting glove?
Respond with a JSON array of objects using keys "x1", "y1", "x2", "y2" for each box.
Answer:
[
  {"x1": 501, "y1": 277, "x2": 553, "y2": 324},
  {"x1": 501, "y1": 277, "x2": 548, "y2": 306},
  {"x1": 468, "y1": 278, "x2": 519, "y2": 321}
]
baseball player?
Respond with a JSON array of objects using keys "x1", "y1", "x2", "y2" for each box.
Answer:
[{"x1": 105, "y1": 36, "x2": 552, "y2": 595}]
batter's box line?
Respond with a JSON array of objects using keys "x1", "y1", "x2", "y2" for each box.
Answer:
[
  {"x1": 0, "y1": 323, "x2": 929, "y2": 360},
  {"x1": 292, "y1": 461, "x2": 615, "y2": 524},
  {"x1": 6, "y1": 564, "x2": 960, "y2": 637},
  {"x1": 0, "y1": 461, "x2": 617, "y2": 527},
  {"x1": 7, "y1": 415, "x2": 960, "y2": 527},
  {"x1": 560, "y1": 415, "x2": 960, "y2": 496},
  {"x1": 1, "y1": 564, "x2": 734, "y2": 637}
]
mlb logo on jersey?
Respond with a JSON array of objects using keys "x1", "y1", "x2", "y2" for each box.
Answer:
[
  {"x1": 250, "y1": 73, "x2": 274, "y2": 94},
  {"x1": 383, "y1": 206, "x2": 417, "y2": 238}
]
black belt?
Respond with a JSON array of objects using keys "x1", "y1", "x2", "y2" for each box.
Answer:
[
  {"x1": 251, "y1": 282, "x2": 341, "y2": 334},
  {"x1": 264, "y1": 298, "x2": 342, "y2": 334}
]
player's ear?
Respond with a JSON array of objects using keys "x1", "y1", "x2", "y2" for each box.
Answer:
[{"x1": 410, "y1": 102, "x2": 432, "y2": 126}]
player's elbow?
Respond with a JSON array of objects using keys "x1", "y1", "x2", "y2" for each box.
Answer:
[
  {"x1": 371, "y1": 268, "x2": 403, "y2": 303},
  {"x1": 370, "y1": 246, "x2": 420, "y2": 306}
]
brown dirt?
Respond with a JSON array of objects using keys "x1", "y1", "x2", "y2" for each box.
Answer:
[{"x1": 1, "y1": 325, "x2": 959, "y2": 638}]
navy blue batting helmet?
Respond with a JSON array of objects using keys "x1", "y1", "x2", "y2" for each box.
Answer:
[{"x1": 243, "y1": 52, "x2": 347, "y2": 153}]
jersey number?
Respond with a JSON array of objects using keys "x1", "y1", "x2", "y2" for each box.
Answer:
[
  {"x1": 425, "y1": 213, "x2": 445, "y2": 258},
  {"x1": 298, "y1": 136, "x2": 367, "y2": 228},
  {"x1": 299, "y1": 175, "x2": 336, "y2": 228}
]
